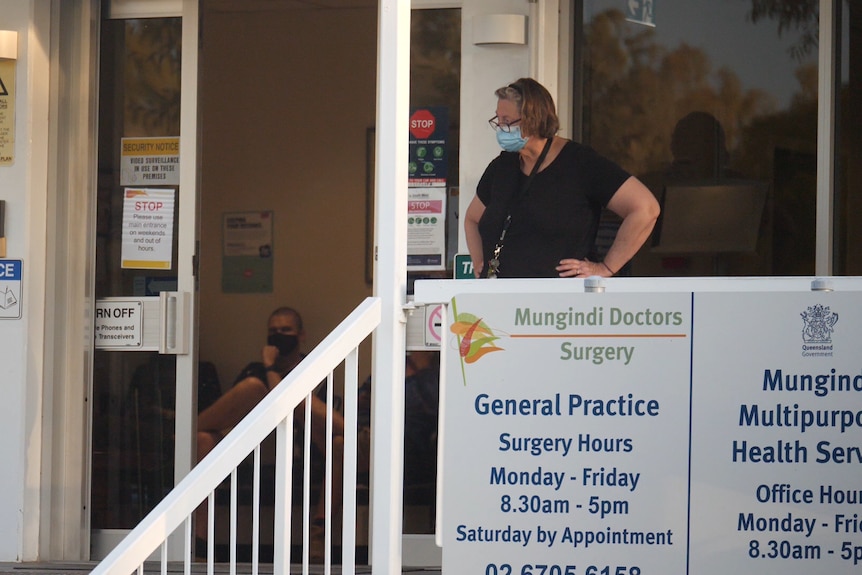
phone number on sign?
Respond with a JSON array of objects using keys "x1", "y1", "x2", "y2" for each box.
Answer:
[{"x1": 485, "y1": 564, "x2": 641, "y2": 575}]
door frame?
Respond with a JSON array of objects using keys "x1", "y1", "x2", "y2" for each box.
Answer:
[
  {"x1": 86, "y1": 0, "x2": 201, "y2": 560},
  {"x1": 40, "y1": 0, "x2": 100, "y2": 560},
  {"x1": 57, "y1": 0, "x2": 456, "y2": 565}
]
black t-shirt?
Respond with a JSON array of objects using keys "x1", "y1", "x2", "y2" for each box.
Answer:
[
  {"x1": 477, "y1": 140, "x2": 629, "y2": 278},
  {"x1": 233, "y1": 361, "x2": 269, "y2": 386},
  {"x1": 233, "y1": 354, "x2": 326, "y2": 401}
]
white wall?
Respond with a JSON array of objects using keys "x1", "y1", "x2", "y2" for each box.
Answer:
[
  {"x1": 455, "y1": 0, "x2": 532, "y2": 253},
  {"x1": 0, "y1": 0, "x2": 51, "y2": 562}
]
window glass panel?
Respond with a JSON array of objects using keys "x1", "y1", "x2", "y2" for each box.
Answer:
[
  {"x1": 402, "y1": 8, "x2": 461, "y2": 536},
  {"x1": 409, "y1": 7, "x2": 461, "y2": 283},
  {"x1": 836, "y1": 0, "x2": 861, "y2": 275},
  {"x1": 92, "y1": 15, "x2": 181, "y2": 530},
  {"x1": 581, "y1": 1, "x2": 818, "y2": 276}
]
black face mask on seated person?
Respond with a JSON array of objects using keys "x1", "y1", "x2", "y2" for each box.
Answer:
[{"x1": 267, "y1": 332, "x2": 299, "y2": 357}]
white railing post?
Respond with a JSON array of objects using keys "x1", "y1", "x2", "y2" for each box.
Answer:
[
  {"x1": 324, "y1": 373, "x2": 335, "y2": 572},
  {"x1": 342, "y1": 347, "x2": 360, "y2": 574},
  {"x1": 273, "y1": 417, "x2": 292, "y2": 575}
]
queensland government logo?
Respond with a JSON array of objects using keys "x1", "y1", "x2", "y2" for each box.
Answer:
[{"x1": 800, "y1": 304, "x2": 838, "y2": 358}]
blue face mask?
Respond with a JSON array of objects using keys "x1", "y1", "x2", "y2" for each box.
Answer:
[{"x1": 496, "y1": 126, "x2": 528, "y2": 152}]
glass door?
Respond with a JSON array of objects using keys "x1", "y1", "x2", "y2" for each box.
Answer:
[{"x1": 90, "y1": 0, "x2": 199, "y2": 559}]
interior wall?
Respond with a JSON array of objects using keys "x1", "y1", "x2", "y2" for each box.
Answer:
[
  {"x1": 197, "y1": 2, "x2": 377, "y2": 387},
  {"x1": 195, "y1": 0, "x2": 537, "y2": 387}
]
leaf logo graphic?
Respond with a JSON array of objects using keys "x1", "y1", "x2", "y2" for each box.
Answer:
[{"x1": 450, "y1": 312, "x2": 503, "y2": 364}]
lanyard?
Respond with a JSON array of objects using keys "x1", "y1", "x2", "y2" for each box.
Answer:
[{"x1": 487, "y1": 138, "x2": 554, "y2": 278}]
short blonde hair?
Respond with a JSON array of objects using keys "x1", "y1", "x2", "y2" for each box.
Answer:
[{"x1": 494, "y1": 78, "x2": 559, "y2": 139}]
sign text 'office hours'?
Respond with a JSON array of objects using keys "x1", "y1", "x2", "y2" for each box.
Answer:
[{"x1": 441, "y1": 289, "x2": 862, "y2": 574}]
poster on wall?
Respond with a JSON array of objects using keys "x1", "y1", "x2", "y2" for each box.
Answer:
[
  {"x1": 222, "y1": 211, "x2": 273, "y2": 293},
  {"x1": 441, "y1": 289, "x2": 862, "y2": 574},
  {"x1": 121, "y1": 188, "x2": 176, "y2": 270},
  {"x1": 0, "y1": 59, "x2": 16, "y2": 166},
  {"x1": 408, "y1": 106, "x2": 448, "y2": 187},
  {"x1": 120, "y1": 137, "x2": 180, "y2": 186},
  {"x1": 407, "y1": 187, "x2": 446, "y2": 271}
]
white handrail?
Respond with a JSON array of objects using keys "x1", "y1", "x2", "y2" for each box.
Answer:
[{"x1": 91, "y1": 296, "x2": 382, "y2": 575}]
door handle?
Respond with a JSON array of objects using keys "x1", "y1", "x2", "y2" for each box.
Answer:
[{"x1": 159, "y1": 291, "x2": 190, "y2": 354}]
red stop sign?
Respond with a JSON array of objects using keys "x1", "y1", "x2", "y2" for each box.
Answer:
[{"x1": 409, "y1": 109, "x2": 436, "y2": 139}]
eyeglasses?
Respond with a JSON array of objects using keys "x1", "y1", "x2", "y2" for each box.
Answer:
[{"x1": 488, "y1": 116, "x2": 521, "y2": 133}]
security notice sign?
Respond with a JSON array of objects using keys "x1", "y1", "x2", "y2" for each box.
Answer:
[
  {"x1": 120, "y1": 137, "x2": 180, "y2": 185},
  {"x1": 442, "y1": 289, "x2": 862, "y2": 574}
]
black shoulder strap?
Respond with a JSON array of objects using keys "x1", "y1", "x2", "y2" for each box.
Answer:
[
  {"x1": 522, "y1": 137, "x2": 554, "y2": 193},
  {"x1": 486, "y1": 138, "x2": 556, "y2": 278}
]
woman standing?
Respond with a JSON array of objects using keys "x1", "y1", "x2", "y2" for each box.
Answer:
[{"x1": 465, "y1": 78, "x2": 660, "y2": 278}]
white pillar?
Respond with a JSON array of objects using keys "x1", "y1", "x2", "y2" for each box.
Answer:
[{"x1": 370, "y1": 0, "x2": 410, "y2": 573}]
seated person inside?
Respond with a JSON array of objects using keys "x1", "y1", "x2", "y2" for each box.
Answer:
[{"x1": 196, "y1": 306, "x2": 344, "y2": 562}]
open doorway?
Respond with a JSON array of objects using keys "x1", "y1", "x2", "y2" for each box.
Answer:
[{"x1": 195, "y1": 0, "x2": 459, "y2": 565}]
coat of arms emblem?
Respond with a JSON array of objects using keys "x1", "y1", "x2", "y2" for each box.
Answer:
[{"x1": 800, "y1": 304, "x2": 838, "y2": 343}]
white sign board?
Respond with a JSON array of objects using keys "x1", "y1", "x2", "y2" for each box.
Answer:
[
  {"x1": 94, "y1": 297, "x2": 162, "y2": 351},
  {"x1": 442, "y1": 290, "x2": 862, "y2": 574},
  {"x1": 121, "y1": 188, "x2": 176, "y2": 269},
  {"x1": 689, "y1": 292, "x2": 862, "y2": 573},
  {"x1": 94, "y1": 299, "x2": 145, "y2": 349}
]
